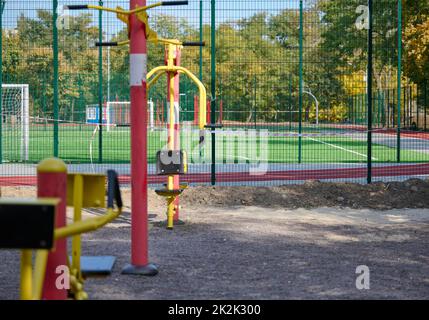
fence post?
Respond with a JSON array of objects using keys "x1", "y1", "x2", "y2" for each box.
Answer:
[
  {"x1": 288, "y1": 74, "x2": 292, "y2": 131},
  {"x1": 425, "y1": 80, "x2": 427, "y2": 130},
  {"x1": 199, "y1": 0, "x2": 203, "y2": 82},
  {"x1": 253, "y1": 75, "x2": 257, "y2": 129},
  {"x1": 98, "y1": 0, "x2": 103, "y2": 163},
  {"x1": 367, "y1": 0, "x2": 373, "y2": 184},
  {"x1": 0, "y1": 0, "x2": 4, "y2": 164},
  {"x1": 210, "y1": 0, "x2": 216, "y2": 186},
  {"x1": 53, "y1": 0, "x2": 59, "y2": 157},
  {"x1": 38, "y1": 158, "x2": 68, "y2": 300},
  {"x1": 298, "y1": 0, "x2": 303, "y2": 164},
  {"x1": 397, "y1": 0, "x2": 402, "y2": 162}
]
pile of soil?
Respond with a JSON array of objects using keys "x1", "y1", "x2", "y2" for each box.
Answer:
[
  {"x1": 2, "y1": 178, "x2": 429, "y2": 211},
  {"x1": 155, "y1": 178, "x2": 429, "y2": 210}
]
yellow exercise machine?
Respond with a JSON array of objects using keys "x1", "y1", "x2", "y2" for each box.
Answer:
[
  {"x1": 0, "y1": 169, "x2": 123, "y2": 300},
  {"x1": 93, "y1": 6, "x2": 207, "y2": 229},
  {"x1": 64, "y1": 171, "x2": 122, "y2": 300},
  {"x1": 149, "y1": 40, "x2": 207, "y2": 230}
]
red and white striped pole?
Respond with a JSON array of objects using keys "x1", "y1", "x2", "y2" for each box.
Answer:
[
  {"x1": 122, "y1": 0, "x2": 157, "y2": 276},
  {"x1": 37, "y1": 158, "x2": 68, "y2": 300},
  {"x1": 166, "y1": 46, "x2": 182, "y2": 221}
]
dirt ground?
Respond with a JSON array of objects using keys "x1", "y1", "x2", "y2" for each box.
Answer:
[{"x1": 0, "y1": 179, "x2": 428, "y2": 300}]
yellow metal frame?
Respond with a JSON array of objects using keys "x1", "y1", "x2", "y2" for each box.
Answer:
[
  {"x1": 147, "y1": 63, "x2": 207, "y2": 130},
  {"x1": 19, "y1": 174, "x2": 122, "y2": 300},
  {"x1": 148, "y1": 43, "x2": 205, "y2": 229},
  {"x1": 85, "y1": 2, "x2": 163, "y2": 15},
  {"x1": 81, "y1": 3, "x2": 162, "y2": 44}
]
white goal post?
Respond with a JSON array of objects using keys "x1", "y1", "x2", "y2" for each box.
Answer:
[
  {"x1": 107, "y1": 100, "x2": 155, "y2": 131},
  {"x1": 1, "y1": 84, "x2": 29, "y2": 161},
  {"x1": 85, "y1": 100, "x2": 155, "y2": 131}
]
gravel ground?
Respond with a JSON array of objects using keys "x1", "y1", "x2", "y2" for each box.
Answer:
[{"x1": 0, "y1": 180, "x2": 428, "y2": 300}]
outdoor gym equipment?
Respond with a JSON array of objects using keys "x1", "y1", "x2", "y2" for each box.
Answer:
[
  {"x1": 150, "y1": 40, "x2": 206, "y2": 230},
  {"x1": 97, "y1": 38, "x2": 207, "y2": 229},
  {"x1": 0, "y1": 198, "x2": 59, "y2": 300},
  {"x1": 65, "y1": 171, "x2": 122, "y2": 299},
  {"x1": 0, "y1": 158, "x2": 123, "y2": 300},
  {"x1": 67, "y1": 0, "x2": 190, "y2": 276}
]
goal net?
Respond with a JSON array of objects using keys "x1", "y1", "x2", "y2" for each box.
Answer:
[
  {"x1": 86, "y1": 101, "x2": 155, "y2": 131},
  {"x1": 107, "y1": 101, "x2": 131, "y2": 128},
  {"x1": 1, "y1": 84, "x2": 29, "y2": 161}
]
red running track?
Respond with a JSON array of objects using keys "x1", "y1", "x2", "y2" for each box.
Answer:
[
  {"x1": 1, "y1": 163, "x2": 429, "y2": 187},
  {"x1": 376, "y1": 129, "x2": 429, "y2": 140}
]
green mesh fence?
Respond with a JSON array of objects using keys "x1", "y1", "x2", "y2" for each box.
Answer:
[{"x1": 1, "y1": 1, "x2": 429, "y2": 186}]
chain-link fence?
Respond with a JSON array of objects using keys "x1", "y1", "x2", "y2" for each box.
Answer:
[{"x1": 1, "y1": 0, "x2": 428, "y2": 186}]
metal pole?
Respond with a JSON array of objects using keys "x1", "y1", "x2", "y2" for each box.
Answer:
[
  {"x1": 367, "y1": 0, "x2": 373, "y2": 184},
  {"x1": 210, "y1": 0, "x2": 216, "y2": 185},
  {"x1": 298, "y1": 0, "x2": 303, "y2": 163},
  {"x1": 122, "y1": 0, "x2": 157, "y2": 276},
  {"x1": 98, "y1": 0, "x2": 103, "y2": 163},
  {"x1": 199, "y1": 0, "x2": 203, "y2": 81},
  {"x1": 107, "y1": 46, "x2": 111, "y2": 102},
  {"x1": 167, "y1": 45, "x2": 182, "y2": 223},
  {"x1": 53, "y1": 0, "x2": 59, "y2": 157},
  {"x1": 253, "y1": 75, "x2": 257, "y2": 129},
  {"x1": 397, "y1": 0, "x2": 402, "y2": 162},
  {"x1": 0, "y1": 0, "x2": 5, "y2": 164},
  {"x1": 425, "y1": 80, "x2": 427, "y2": 131},
  {"x1": 289, "y1": 74, "x2": 292, "y2": 132},
  {"x1": 387, "y1": 88, "x2": 390, "y2": 128},
  {"x1": 304, "y1": 90, "x2": 319, "y2": 125}
]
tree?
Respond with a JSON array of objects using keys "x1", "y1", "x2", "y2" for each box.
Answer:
[
  {"x1": 403, "y1": 0, "x2": 429, "y2": 84},
  {"x1": 318, "y1": 0, "x2": 400, "y2": 90}
]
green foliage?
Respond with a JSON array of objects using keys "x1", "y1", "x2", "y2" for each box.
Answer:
[
  {"x1": 403, "y1": 0, "x2": 429, "y2": 83},
  {"x1": 309, "y1": 103, "x2": 348, "y2": 123},
  {"x1": 2, "y1": 1, "x2": 427, "y2": 126}
]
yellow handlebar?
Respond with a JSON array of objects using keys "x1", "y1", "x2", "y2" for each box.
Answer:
[
  {"x1": 96, "y1": 1, "x2": 187, "y2": 15},
  {"x1": 55, "y1": 208, "x2": 122, "y2": 240},
  {"x1": 147, "y1": 65, "x2": 207, "y2": 130},
  {"x1": 67, "y1": 2, "x2": 169, "y2": 15}
]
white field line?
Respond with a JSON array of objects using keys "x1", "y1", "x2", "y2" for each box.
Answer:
[
  {"x1": 236, "y1": 155, "x2": 251, "y2": 160},
  {"x1": 306, "y1": 136, "x2": 378, "y2": 161}
]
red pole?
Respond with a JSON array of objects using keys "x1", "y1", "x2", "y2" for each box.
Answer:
[
  {"x1": 166, "y1": 46, "x2": 182, "y2": 221},
  {"x1": 194, "y1": 95, "x2": 199, "y2": 126},
  {"x1": 122, "y1": 0, "x2": 157, "y2": 276},
  {"x1": 207, "y1": 100, "x2": 211, "y2": 124},
  {"x1": 38, "y1": 158, "x2": 67, "y2": 300}
]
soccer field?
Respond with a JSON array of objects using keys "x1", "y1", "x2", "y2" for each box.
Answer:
[{"x1": 1, "y1": 125, "x2": 428, "y2": 164}]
